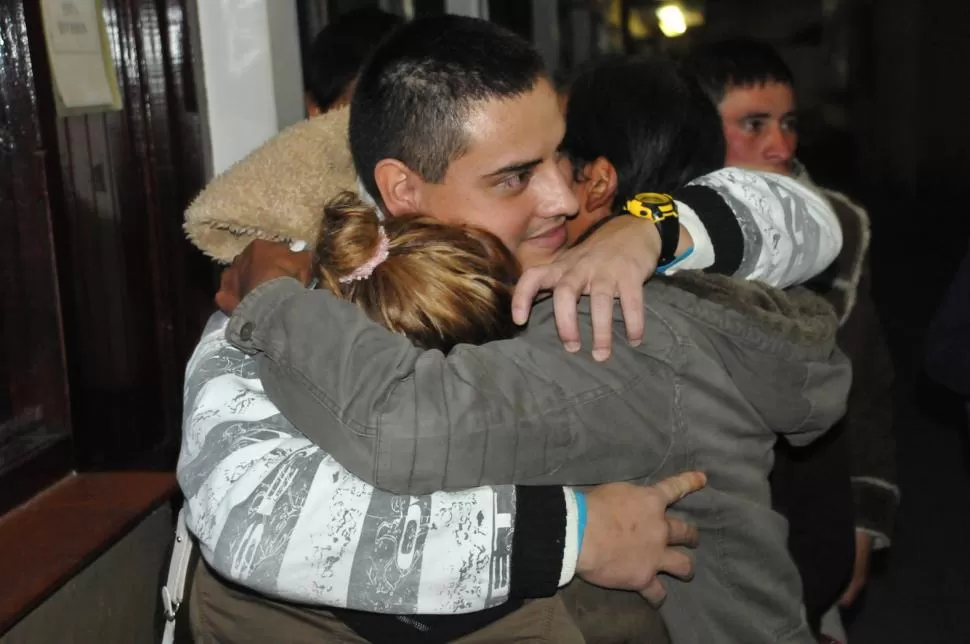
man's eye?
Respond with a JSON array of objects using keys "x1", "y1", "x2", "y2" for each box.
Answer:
[
  {"x1": 782, "y1": 117, "x2": 799, "y2": 133},
  {"x1": 500, "y1": 171, "x2": 530, "y2": 190},
  {"x1": 741, "y1": 118, "x2": 765, "y2": 133}
]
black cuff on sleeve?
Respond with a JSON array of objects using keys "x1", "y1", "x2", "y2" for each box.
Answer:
[
  {"x1": 508, "y1": 486, "x2": 567, "y2": 600},
  {"x1": 673, "y1": 184, "x2": 744, "y2": 275},
  {"x1": 852, "y1": 479, "x2": 898, "y2": 546}
]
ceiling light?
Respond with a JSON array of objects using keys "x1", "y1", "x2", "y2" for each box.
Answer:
[{"x1": 656, "y1": 4, "x2": 687, "y2": 38}]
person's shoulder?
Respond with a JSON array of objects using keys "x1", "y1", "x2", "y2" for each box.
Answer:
[
  {"x1": 650, "y1": 272, "x2": 840, "y2": 359},
  {"x1": 513, "y1": 289, "x2": 681, "y2": 361}
]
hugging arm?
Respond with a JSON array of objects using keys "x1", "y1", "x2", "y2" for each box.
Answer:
[
  {"x1": 672, "y1": 168, "x2": 842, "y2": 286},
  {"x1": 228, "y1": 278, "x2": 849, "y2": 495},
  {"x1": 179, "y1": 314, "x2": 576, "y2": 613},
  {"x1": 839, "y1": 260, "x2": 898, "y2": 547},
  {"x1": 509, "y1": 166, "x2": 842, "y2": 358}
]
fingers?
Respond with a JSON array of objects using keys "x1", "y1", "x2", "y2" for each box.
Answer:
[
  {"x1": 215, "y1": 267, "x2": 240, "y2": 315},
  {"x1": 617, "y1": 275, "x2": 645, "y2": 348},
  {"x1": 837, "y1": 578, "x2": 864, "y2": 608},
  {"x1": 838, "y1": 565, "x2": 868, "y2": 608},
  {"x1": 512, "y1": 265, "x2": 560, "y2": 325},
  {"x1": 838, "y1": 532, "x2": 872, "y2": 607},
  {"x1": 552, "y1": 276, "x2": 584, "y2": 352},
  {"x1": 293, "y1": 250, "x2": 314, "y2": 286},
  {"x1": 653, "y1": 471, "x2": 707, "y2": 506},
  {"x1": 589, "y1": 288, "x2": 616, "y2": 361},
  {"x1": 659, "y1": 548, "x2": 694, "y2": 581},
  {"x1": 640, "y1": 577, "x2": 667, "y2": 608},
  {"x1": 666, "y1": 518, "x2": 699, "y2": 548}
]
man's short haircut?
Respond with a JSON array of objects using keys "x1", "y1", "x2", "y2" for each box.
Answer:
[
  {"x1": 303, "y1": 8, "x2": 404, "y2": 112},
  {"x1": 349, "y1": 15, "x2": 546, "y2": 203},
  {"x1": 562, "y1": 56, "x2": 725, "y2": 203},
  {"x1": 686, "y1": 39, "x2": 794, "y2": 105}
]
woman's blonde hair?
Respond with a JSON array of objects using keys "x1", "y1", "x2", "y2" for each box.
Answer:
[{"x1": 314, "y1": 192, "x2": 520, "y2": 352}]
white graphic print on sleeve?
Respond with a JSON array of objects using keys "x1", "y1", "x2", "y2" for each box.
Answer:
[{"x1": 178, "y1": 313, "x2": 514, "y2": 613}]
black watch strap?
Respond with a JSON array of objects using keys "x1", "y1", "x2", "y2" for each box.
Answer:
[
  {"x1": 570, "y1": 193, "x2": 681, "y2": 266},
  {"x1": 655, "y1": 212, "x2": 681, "y2": 267}
]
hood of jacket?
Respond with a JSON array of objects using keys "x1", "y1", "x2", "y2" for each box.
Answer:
[
  {"x1": 184, "y1": 106, "x2": 357, "y2": 263},
  {"x1": 650, "y1": 271, "x2": 847, "y2": 445}
]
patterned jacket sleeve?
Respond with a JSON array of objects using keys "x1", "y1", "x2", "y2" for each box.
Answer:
[
  {"x1": 178, "y1": 313, "x2": 575, "y2": 613},
  {"x1": 837, "y1": 260, "x2": 898, "y2": 548},
  {"x1": 673, "y1": 168, "x2": 842, "y2": 287}
]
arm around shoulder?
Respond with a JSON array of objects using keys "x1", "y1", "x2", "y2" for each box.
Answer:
[
  {"x1": 230, "y1": 280, "x2": 677, "y2": 494},
  {"x1": 181, "y1": 316, "x2": 576, "y2": 611},
  {"x1": 683, "y1": 168, "x2": 843, "y2": 287}
]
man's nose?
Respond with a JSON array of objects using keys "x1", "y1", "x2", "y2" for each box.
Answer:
[
  {"x1": 534, "y1": 165, "x2": 580, "y2": 218},
  {"x1": 764, "y1": 125, "x2": 795, "y2": 162}
]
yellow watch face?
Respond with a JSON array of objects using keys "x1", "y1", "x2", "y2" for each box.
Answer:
[
  {"x1": 624, "y1": 193, "x2": 677, "y2": 222},
  {"x1": 634, "y1": 192, "x2": 673, "y2": 205}
]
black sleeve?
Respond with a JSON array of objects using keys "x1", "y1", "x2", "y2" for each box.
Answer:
[
  {"x1": 672, "y1": 185, "x2": 744, "y2": 275},
  {"x1": 838, "y1": 261, "x2": 897, "y2": 541},
  {"x1": 509, "y1": 486, "x2": 568, "y2": 599}
]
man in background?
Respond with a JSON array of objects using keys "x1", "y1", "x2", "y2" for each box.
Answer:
[
  {"x1": 303, "y1": 7, "x2": 403, "y2": 116},
  {"x1": 689, "y1": 39, "x2": 899, "y2": 641}
]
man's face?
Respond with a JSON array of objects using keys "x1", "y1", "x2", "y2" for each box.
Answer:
[
  {"x1": 415, "y1": 78, "x2": 578, "y2": 270},
  {"x1": 718, "y1": 81, "x2": 798, "y2": 175}
]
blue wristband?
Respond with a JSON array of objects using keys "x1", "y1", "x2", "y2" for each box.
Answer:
[
  {"x1": 575, "y1": 490, "x2": 588, "y2": 554},
  {"x1": 656, "y1": 245, "x2": 694, "y2": 274}
]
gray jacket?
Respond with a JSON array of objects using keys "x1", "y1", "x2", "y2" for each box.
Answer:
[{"x1": 229, "y1": 271, "x2": 851, "y2": 644}]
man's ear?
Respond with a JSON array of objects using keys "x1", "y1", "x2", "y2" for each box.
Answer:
[
  {"x1": 373, "y1": 159, "x2": 424, "y2": 217},
  {"x1": 582, "y1": 156, "x2": 618, "y2": 213}
]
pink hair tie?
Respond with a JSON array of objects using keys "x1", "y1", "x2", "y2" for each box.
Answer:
[{"x1": 339, "y1": 226, "x2": 390, "y2": 283}]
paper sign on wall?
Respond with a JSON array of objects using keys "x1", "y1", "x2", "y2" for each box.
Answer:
[{"x1": 40, "y1": 0, "x2": 122, "y2": 115}]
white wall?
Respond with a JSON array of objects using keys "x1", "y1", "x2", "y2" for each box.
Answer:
[
  {"x1": 444, "y1": 0, "x2": 488, "y2": 19},
  {"x1": 188, "y1": 0, "x2": 305, "y2": 179},
  {"x1": 532, "y1": 0, "x2": 560, "y2": 75}
]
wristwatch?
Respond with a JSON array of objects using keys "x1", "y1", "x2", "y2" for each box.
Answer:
[{"x1": 621, "y1": 192, "x2": 680, "y2": 267}]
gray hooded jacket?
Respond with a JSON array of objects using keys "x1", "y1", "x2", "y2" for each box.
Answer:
[{"x1": 228, "y1": 268, "x2": 850, "y2": 644}]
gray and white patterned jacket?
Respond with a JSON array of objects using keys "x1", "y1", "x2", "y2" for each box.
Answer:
[{"x1": 181, "y1": 318, "x2": 530, "y2": 614}]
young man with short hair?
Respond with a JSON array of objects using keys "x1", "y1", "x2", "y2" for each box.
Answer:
[
  {"x1": 180, "y1": 17, "x2": 849, "y2": 644},
  {"x1": 689, "y1": 38, "x2": 899, "y2": 639},
  {"x1": 689, "y1": 39, "x2": 799, "y2": 175}
]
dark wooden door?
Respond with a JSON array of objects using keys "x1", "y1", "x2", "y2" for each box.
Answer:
[
  {"x1": 0, "y1": 0, "x2": 74, "y2": 512},
  {"x1": 37, "y1": 0, "x2": 213, "y2": 471},
  {"x1": 0, "y1": 0, "x2": 214, "y2": 512}
]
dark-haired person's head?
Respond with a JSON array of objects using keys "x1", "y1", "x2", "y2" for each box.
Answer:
[
  {"x1": 686, "y1": 39, "x2": 797, "y2": 175},
  {"x1": 349, "y1": 15, "x2": 578, "y2": 271},
  {"x1": 303, "y1": 8, "x2": 403, "y2": 116},
  {"x1": 561, "y1": 55, "x2": 724, "y2": 243}
]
